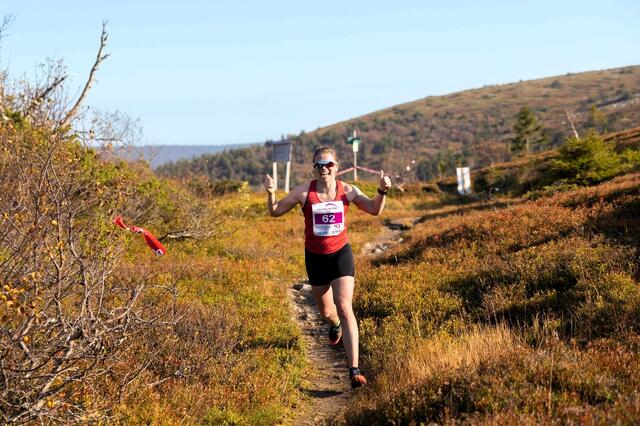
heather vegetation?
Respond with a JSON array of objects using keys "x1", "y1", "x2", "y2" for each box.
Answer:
[
  {"x1": 4, "y1": 84, "x2": 640, "y2": 423},
  {"x1": 471, "y1": 127, "x2": 640, "y2": 197},
  {"x1": 344, "y1": 171, "x2": 640, "y2": 424}
]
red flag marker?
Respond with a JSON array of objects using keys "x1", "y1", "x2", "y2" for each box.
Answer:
[{"x1": 114, "y1": 216, "x2": 167, "y2": 256}]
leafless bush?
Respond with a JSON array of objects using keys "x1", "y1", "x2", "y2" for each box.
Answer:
[{"x1": 0, "y1": 21, "x2": 178, "y2": 424}]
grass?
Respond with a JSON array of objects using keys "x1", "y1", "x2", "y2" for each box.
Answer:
[{"x1": 109, "y1": 181, "x2": 454, "y2": 424}]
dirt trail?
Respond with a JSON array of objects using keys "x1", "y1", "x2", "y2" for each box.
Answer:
[
  {"x1": 288, "y1": 217, "x2": 415, "y2": 425},
  {"x1": 288, "y1": 283, "x2": 351, "y2": 425}
]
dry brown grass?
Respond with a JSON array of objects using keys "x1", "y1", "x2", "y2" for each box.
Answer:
[{"x1": 376, "y1": 324, "x2": 517, "y2": 397}]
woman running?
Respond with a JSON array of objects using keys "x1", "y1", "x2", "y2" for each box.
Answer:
[{"x1": 264, "y1": 145, "x2": 391, "y2": 388}]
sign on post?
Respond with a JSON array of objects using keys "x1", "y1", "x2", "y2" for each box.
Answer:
[
  {"x1": 348, "y1": 136, "x2": 360, "y2": 153},
  {"x1": 456, "y1": 167, "x2": 471, "y2": 195},
  {"x1": 272, "y1": 141, "x2": 291, "y2": 163},
  {"x1": 271, "y1": 140, "x2": 292, "y2": 193}
]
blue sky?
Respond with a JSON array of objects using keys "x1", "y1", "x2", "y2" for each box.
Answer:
[{"x1": 1, "y1": 1, "x2": 638, "y2": 145}]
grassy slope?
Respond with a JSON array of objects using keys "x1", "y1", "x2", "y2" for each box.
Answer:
[
  {"x1": 435, "y1": 125, "x2": 640, "y2": 196},
  {"x1": 108, "y1": 123, "x2": 640, "y2": 424},
  {"x1": 346, "y1": 172, "x2": 640, "y2": 424},
  {"x1": 303, "y1": 66, "x2": 640, "y2": 174}
]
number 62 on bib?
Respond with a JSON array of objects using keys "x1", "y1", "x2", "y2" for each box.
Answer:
[{"x1": 311, "y1": 201, "x2": 345, "y2": 236}]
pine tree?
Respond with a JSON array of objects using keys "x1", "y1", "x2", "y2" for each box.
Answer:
[
  {"x1": 510, "y1": 106, "x2": 547, "y2": 155},
  {"x1": 550, "y1": 131, "x2": 622, "y2": 185}
]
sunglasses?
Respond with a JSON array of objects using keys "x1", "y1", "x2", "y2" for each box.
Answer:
[{"x1": 313, "y1": 160, "x2": 336, "y2": 169}]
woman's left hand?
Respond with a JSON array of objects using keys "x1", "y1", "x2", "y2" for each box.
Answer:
[{"x1": 379, "y1": 170, "x2": 391, "y2": 192}]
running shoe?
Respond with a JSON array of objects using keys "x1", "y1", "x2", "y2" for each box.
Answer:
[
  {"x1": 349, "y1": 367, "x2": 367, "y2": 388},
  {"x1": 328, "y1": 321, "x2": 342, "y2": 345}
]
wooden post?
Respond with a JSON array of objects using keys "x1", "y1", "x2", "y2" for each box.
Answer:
[
  {"x1": 353, "y1": 152, "x2": 358, "y2": 182},
  {"x1": 353, "y1": 130, "x2": 358, "y2": 182},
  {"x1": 284, "y1": 160, "x2": 291, "y2": 193},
  {"x1": 272, "y1": 162, "x2": 278, "y2": 193}
]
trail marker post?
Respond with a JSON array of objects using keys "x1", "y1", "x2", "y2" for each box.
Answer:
[
  {"x1": 456, "y1": 167, "x2": 471, "y2": 195},
  {"x1": 271, "y1": 139, "x2": 292, "y2": 193},
  {"x1": 347, "y1": 131, "x2": 361, "y2": 181}
]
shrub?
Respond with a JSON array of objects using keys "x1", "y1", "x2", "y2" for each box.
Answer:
[
  {"x1": 549, "y1": 131, "x2": 624, "y2": 185},
  {"x1": 0, "y1": 123, "x2": 181, "y2": 423}
]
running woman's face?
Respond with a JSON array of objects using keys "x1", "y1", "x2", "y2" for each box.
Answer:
[{"x1": 313, "y1": 153, "x2": 338, "y2": 180}]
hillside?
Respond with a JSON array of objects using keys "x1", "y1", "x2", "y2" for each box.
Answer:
[
  {"x1": 433, "y1": 126, "x2": 640, "y2": 196},
  {"x1": 157, "y1": 65, "x2": 640, "y2": 186}
]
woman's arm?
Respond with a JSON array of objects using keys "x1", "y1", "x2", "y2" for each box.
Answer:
[
  {"x1": 351, "y1": 170, "x2": 392, "y2": 216},
  {"x1": 264, "y1": 175, "x2": 306, "y2": 217}
]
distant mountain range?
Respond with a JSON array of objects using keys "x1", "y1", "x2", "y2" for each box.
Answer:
[{"x1": 114, "y1": 143, "x2": 257, "y2": 168}]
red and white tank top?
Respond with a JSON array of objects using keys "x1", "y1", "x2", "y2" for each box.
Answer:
[{"x1": 302, "y1": 180, "x2": 349, "y2": 254}]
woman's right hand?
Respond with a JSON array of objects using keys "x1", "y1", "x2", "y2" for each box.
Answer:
[{"x1": 264, "y1": 174, "x2": 276, "y2": 194}]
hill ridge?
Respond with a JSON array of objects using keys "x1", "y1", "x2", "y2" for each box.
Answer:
[{"x1": 156, "y1": 65, "x2": 640, "y2": 186}]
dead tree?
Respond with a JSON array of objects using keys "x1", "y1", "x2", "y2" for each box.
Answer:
[{"x1": 565, "y1": 108, "x2": 580, "y2": 140}]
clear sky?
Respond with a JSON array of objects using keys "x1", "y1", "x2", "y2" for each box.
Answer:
[{"x1": 1, "y1": 1, "x2": 638, "y2": 146}]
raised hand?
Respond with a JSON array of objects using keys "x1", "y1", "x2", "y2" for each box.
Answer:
[
  {"x1": 379, "y1": 170, "x2": 391, "y2": 192},
  {"x1": 264, "y1": 174, "x2": 276, "y2": 194}
]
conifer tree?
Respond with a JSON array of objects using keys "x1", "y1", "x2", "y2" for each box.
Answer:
[
  {"x1": 510, "y1": 106, "x2": 547, "y2": 155},
  {"x1": 550, "y1": 130, "x2": 622, "y2": 184}
]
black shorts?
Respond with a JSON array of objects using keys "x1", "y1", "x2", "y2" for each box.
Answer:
[{"x1": 305, "y1": 243, "x2": 355, "y2": 286}]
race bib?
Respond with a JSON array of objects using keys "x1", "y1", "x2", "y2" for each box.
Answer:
[{"x1": 312, "y1": 201, "x2": 345, "y2": 237}]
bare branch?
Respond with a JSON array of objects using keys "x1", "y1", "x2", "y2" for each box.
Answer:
[
  {"x1": 159, "y1": 227, "x2": 238, "y2": 241},
  {"x1": 24, "y1": 75, "x2": 67, "y2": 119},
  {"x1": 59, "y1": 21, "x2": 110, "y2": 129},
  {"x1": 565, "y1": 108, "x2": 580, "y2": 140},
  {"x1": 0, "y1": 14, "x2": 17, "y2": 123},
  {"x1": 158, "y1": 230, "x2": 214, "y2": 241},
  {"x1": 0, "y1": 13, "x2": 16, "y2": 41}
]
